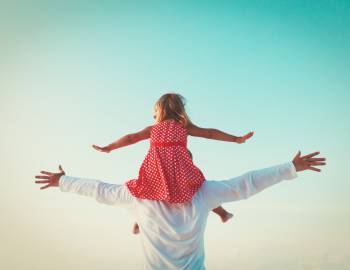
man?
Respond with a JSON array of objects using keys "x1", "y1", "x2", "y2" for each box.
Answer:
[{"x1": 35, "y1": 151, "x2": 325, "y2": 270}]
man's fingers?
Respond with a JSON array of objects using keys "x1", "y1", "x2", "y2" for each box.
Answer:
[
  {"x1": 40, "y1": 171, "x2": 53, "y2": 175},
  {"x1": 293, "y1": 151, "x2": 301, "y2": 160},
  {"x1": 308, "y1": 161, "x2": 326, "y2": 166},
  {"x1": 301, "y1": 152, "x2": 320, "y2": 159},
  {"x1": 35, "y1": 180, "x2": 50, "y2": 184},
  {"x1": 308, "y1": 166, "x2": 321, "y2": 172},
  {"x1": 40, "y1": 184, "x2": 51, "y2": 190},
  {"x1": 35, "y1": 175, "x2": 50, "y2": 179},
  {"x1": 59, "y1": 165, "x2": 65, "y2": 174},
  {"x1": 307, "y1": 158, "x2": 326, "y2": 162}
]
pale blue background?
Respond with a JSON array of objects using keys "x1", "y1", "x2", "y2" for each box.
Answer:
[{"x1": 1, "y1": 1, "x2": 349, "y2": 269}]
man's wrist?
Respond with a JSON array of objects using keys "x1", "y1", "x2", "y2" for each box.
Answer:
[
  {"x1": 292, "y1": 160, "x2": 300, "y2": 172},
  {"x1": 287, "y1": 161, "x2": 298, "y2": 179},
  {"x1": 58, "y1": 175, "x2": 67, "y2": 187}
]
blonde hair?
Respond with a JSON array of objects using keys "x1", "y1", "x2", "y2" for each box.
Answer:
[{"x1": 154, "y1": 93, "x2": 192, "y2": 127}]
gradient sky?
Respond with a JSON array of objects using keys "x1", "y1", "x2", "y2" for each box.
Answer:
[{"x1": 1, "y1": 1, "x2": 349, "y2": 269}]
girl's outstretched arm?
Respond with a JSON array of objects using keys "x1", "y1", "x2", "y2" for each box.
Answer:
[
  {"x1": 92, "y1": 125, "x2": 152, "y2": 153},
  {"x1": 187, "y1": 124, "x2": 254, "y2": 144}
]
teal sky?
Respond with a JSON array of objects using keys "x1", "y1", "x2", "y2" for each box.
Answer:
[{"x1": 1, "y1": 1, "x2": 349, "y2": 269}]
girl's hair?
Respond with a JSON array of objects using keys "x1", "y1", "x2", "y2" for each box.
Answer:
[{"x1": 154, "y1": 93, "x2": 192, "y2": 127}]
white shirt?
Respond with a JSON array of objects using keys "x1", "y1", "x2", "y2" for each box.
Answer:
[{"x1": 59, "y1": 162, "x2": 297, "y2": 270}]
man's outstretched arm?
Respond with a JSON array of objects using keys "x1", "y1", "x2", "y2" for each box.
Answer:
[
  {"x1": 34, "y1": 166, "x2": 133, "y2": 206},
  {"x1": 202, "y1": 151, "x2": 326, "y2": 209}
]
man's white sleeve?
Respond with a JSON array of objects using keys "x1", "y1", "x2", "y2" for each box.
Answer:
[
  {"x1": 59, "y1": 176, "x2": 133, "y2": 206},
  {"x1": 201, "y1": 162, "x2": 297, "y2": 210}
]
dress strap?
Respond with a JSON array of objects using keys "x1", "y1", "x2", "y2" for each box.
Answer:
[{"x1": 151, "y1": 141, "x2": 187, "y2": 148}]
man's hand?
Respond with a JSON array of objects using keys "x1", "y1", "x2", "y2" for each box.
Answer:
[
  {"x1": 236, "y1": 131, "x2": 254, "y2": 144},
  {"x1": 92, "y1": 144, "x2": 111, "y2": 153},
  {"x1": 292, "y1": 151, "x2": 326, "y2": 172},
  {"x1": 34, "y1": 165, "x2": 66, "y2": 190}
]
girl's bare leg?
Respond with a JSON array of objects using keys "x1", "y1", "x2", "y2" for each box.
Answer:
[
  {"x1": 132, "y1": 222, "x2": 140, "y2": 234},
  {"x1": 212, "y1": 206, "x2": 233, "y2": 223}
]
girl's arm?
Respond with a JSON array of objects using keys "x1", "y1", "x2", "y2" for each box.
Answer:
[
  {"x1": 92, "y1": 125, "x2": 152, "y2": 153},
  {"x1": 187, "y1": 124, "x2": 254, "y2": 144}
]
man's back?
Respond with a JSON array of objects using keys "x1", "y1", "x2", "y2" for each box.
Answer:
[{"x1": 132, "y1": 186, "x2": 211, "y2": 270}]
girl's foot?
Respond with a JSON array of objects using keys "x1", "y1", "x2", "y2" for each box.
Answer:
[
  {"x1": 220, "y1": 212, "x2": 234, "y2": 223},
  {"x1": 132, "y1": 223, "x2": 140, "y2": 234}
]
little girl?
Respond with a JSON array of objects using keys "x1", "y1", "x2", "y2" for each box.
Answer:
[{"x1": 92, "y1": 93, "x2": 254, "y2": 234}]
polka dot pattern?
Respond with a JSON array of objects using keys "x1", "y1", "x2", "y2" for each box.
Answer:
[{"x1": 126, "y1": 119, "x2": 205, "y2": 203}]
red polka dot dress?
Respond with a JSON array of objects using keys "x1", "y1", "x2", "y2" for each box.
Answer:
[{"x1": 126, "y1": 119, "x2": 205, "y2": 203}]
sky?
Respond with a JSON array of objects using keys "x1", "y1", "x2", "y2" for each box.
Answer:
[{"x1": 1, "y1": 0, "x2": 349, "y2": 269}]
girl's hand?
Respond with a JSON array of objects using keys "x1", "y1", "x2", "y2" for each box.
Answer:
[
  {"x1": 236, "y1": 131, "x2": 254, "y2": 144},
  {"x1": 34, "y1": 165, "x2": 66, "y2": 190},
  {"x1": 92, "y1": 144, "x2": 111, "y2": 153}
]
